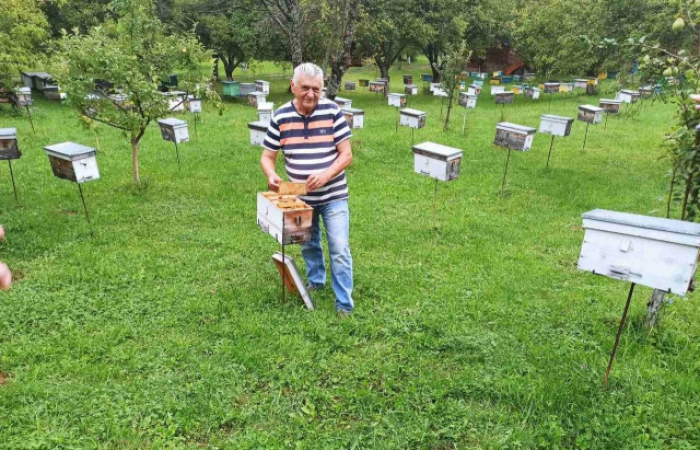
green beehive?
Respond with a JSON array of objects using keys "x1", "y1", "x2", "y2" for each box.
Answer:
[{"x1": 222, "y1": 81, "x2": 240, "y2": 97}]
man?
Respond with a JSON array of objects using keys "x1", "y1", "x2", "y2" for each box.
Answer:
[{"x1": 260, "y1": 63, "x2": 354, "y2": 316}]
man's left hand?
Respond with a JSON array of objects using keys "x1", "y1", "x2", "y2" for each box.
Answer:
[{"x1": 306, "y1": 172, "x2": 330, "y2": 191}]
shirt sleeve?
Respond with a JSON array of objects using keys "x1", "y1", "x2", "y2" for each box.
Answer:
[
  {"x1": 263, "y1": 114, "x2": 281, "y2": 152},
  {"x1": 332, "y1": 106, "x2": 352, "y2": 145}
]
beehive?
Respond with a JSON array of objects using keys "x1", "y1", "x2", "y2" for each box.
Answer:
[
  {"x1": 222, "y1": 81, "x2": 240, "y2": 97},
  {"x1": 405, "y1": 84, "x2": 418, "y2": 95},
  {"x1": 0, "y1": 128, "x2": 21, "y2": 160},
  {"x1": 333, "y1": 97, "x2": 352, "y2": 109},
  {"x1": 525, "y1": 87, "x2": 541, "y2": 99},
  {"x1": 247, "y1": 91, "x2": 267, "y2": 108},
  {"x1": 43, "y1": 142, "x2": 100, "y2": 184},
  {"x1": 495, "y1": 92, "x2": 515, "y2": 104},
  {"x1": 412, "y1": 142, "x2": 463, "y2": 182},
  {"x1": 239, "y1": 83, "x2": 257, "y2": 96},
  {"x1": 248, "y1": 121, "x2": 268, "y2": 146},
  {"x1": 400, "y1": 108, "x2": 427, "y2": 129},
  {"x1": 458, "y1": 92, "x2": 478, "y2": 109},
  {"x1": 257, "y1": 192, "x2": 313, "y2": 245},
  {"x1": 577, "y1": 105, "x2": 604, "y2": 124},
  {"x1": 255, "y1": 80, "x2": 270, "y2": 94},
  {"x1": 342, "y1": 107, "x2": 364, "y2": 129},
  {"x1": 344, "y1": 81, "x2": 356, "y2": 91},
  {"x1": 539, "y1": 115, "x2": 574, "y2": 137},
  {"x1": 544, "y1": 82, "x2": 560, "y2": 94},
  {"x1": 257, "y1": 102, "x2": 274, "y2": 124},
  {"x1": 388, "y1": 93, "x2": 407, "y2": 107},
  {"x1": 599, "y1": 99, "x2": 621, "y2": 114},
  {"x1": 494, "y1": 122, "x2": 536, "y2": 151},
  {"x1": 157, "y1": 118, "x2": 190, "y2": 144}
]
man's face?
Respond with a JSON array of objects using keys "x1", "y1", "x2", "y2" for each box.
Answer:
[{"x1": 291, "y1": 74, "x2": 323, "y2": 112}]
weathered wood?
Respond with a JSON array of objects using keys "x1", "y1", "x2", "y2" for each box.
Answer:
[
  {"x1": 257, "y1": 192, "x2": 313, "y2": 245},
  {"x1": 344, "y1": 82, "x2": 356, "y2": 91},
  {"x1": 645, "y1": 289, "x2": 666, "y2": 329},
  {"x1": 494, "y1": 124, "x2": 536, "y2": 151},
  {"x1": 0, "y1": 139, "x2": 20, "y2": 161},
  {"x1": 48, "y1": 156, "x2": 77, "y2": 182},
  {"x1": 577, "y1": 106, "x2": 604, "y2": 125},
  {"x1": 279, "y1": 182, "x2": 307, "y2": 196},
  {"x1": 495, "y1": 92, "x2": 515, "y2": 105}
]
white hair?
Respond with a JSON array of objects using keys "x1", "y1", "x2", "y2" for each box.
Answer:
[{"x1": 292, "y1": 63, "x2": 324, "y2": 86}]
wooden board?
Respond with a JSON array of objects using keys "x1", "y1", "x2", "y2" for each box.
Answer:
[
  {"x1": 272, "y1": 252, "x2": 314, "y2": 310},
  {"x1": 279, "y1": 182, "x2": 307, "y2": 196}
]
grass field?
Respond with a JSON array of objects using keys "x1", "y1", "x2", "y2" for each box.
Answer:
[{"x1": 1, "y1": 59, "x2": 699, "y2": 449}]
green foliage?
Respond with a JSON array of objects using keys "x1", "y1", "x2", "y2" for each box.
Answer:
[
  {"x1": 0, "y1": 0, "x2": 49, "y2": 88},
  {"x1": 439, "y1": 44, "x2": 471, "y2": 131}
]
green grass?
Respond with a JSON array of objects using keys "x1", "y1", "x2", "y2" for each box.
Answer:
[{"x1": 0, "y1": 61, "x2": 699, "y2": 450}]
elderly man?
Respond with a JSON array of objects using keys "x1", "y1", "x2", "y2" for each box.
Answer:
[{"x1": 260, "y1": 63, "x2": 354, "y2": 316}]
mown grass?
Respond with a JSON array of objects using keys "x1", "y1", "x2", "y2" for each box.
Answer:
[{"x1": 0, "y1": 59, "x2": 699, "y2": 449}]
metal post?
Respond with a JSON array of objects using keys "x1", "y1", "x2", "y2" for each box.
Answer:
[
  {"x1": 604, "y1": 283, "x2": 636, "y2": 385},
  {"x1": 174, "y1": 142, "x2": 181, "y2": 170},
  {"x1": 548, "y1": 93, "x2": 552, "y2": 112},
  {"x1": 194, "y1": 113, "x2": 198, "y2": 140},
  {"x1": 501, "y1": 147, "x2": 512, "y2": 194},
  {"x1": 462, "y1": 107, "x2": 467, "y2": 136},
  {"x1": 8, "y1": 161, "x2": 18, "y2": 202},
  {"x1": 440, "y1": 97, "x2": 444, "y2": 118},
  {"x1": 433, "y1": 178, "x2": 438, "y2": 230},
  {"x1": 582, "y1": 123, "x2": 590, "y2": 151},
  {"x1": 395, "y1": 107, "x2": 399, "y2": 133},
  {"x1": 77, "y1": 183, "x2": 92, "y2": 228},
  {"x1": 25, "y1": 106, "x2": 35, "y2": 134},
  {"x1": 500, "y1": 103, "x2": 505, "y2": 121},
  {"x1": 411, "y1": 128, "x2": 415, "y2": 146},
  {"x1": 546, "y1": 135, "x2": 555, "y2": 169},
  {"x1": 604, "y1": 112, "x2": 609, "y2": 131}
]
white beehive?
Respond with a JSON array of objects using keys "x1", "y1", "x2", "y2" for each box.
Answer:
[
  {"x1": 525, "y1": 87, "x2": 541, "y2": 99},
  {"x1": 616, "y1": 90, "x2": 640, "y2": 104},
  {"x1": 43, "y1": 142, "x2": 100, "y2": 184},
  {"x1": 544, "y1": 82, "x2": 560, "y2": 94},
  {"x1": 400, "y1": 108, "x2": 427, "y2": 129},
  {"x1": 388, "y1": 93, "x2": 407, "y2": 107},
  {"x1": 491, "y1": 85, "x2": 506, "y2": 95},
  {"x1": 412, "y1": 142, "x2": 463, "y2": 182},
  {"x1": 164, "y1": 91, "x2": 186, "y2": 112},
  {"x1": 405, "y1": 84, "x2": 418, "y2": 95},
  {"x1": 433, "y1": 88, "x2": 448, "y2": 97},
  {"x1": 539, "y1": 115, "x2": 574, "y2": 137},
  {"x1": 257, "y1": 192, "x2": 313, "y2": 245},
  {"x1": 187, "y1": 95, "x2": 202, "y2": 113},
  {"x1": 248, "y1": 121, "x2": 268, "y2": 146},
  {"x1": 458, "y1": 92, "x2": 478, "y2": 109},
  {"x1": 600, "y1": 99, "x2": 621, "y2": 114},
  {"x1": 255, "y1": 80, "x2": 270, "y2": 94},
  {"x1": 247, "y1": 91, "x2": 267, "y2": 108},
  {"x1": 468, "y1": 84, "x2": 482, "y2": 96},
  {"x1": 344, "y1": 81, "x2": 356, "y2": 91},
  {"x1": 574, "y1": 79, "x2": 588, "y2": 90},
  {"x1": 495, "y1": 92, "x2": 515, "y2": 104},
  {"x1": 240, "y1": 83, "x2": 257, "y2": 96},
  {"x1": 257, "y1": 102, "x2": 274, "y2": 125},
  {"x1": 334, "y1": 97, "x2": 352, "y2": 109},
  {"x1": 494, "y1": 122, "x2": 537, "y2": 151},
  {"x1": 578, "y1": 105, "x2": 604, "y2": 124},
  {"x1": 14, "y1": 87, "x2": 32, "y2": 106},
  {"x1": 342, "y1": 107, "x2": 364, "y2": 129},
  {"x1": 578, "y1": 209, "x2": 700, "y2": 296},
  {"x1": 429, "y1": 82, "x2": 441, "y2": 92},
  {"x1": 157, "y1": 118, "x2": 189, "y2": 144},
  {"x1": 0, "y1": 128, "x2": 21, "y2": 160}
]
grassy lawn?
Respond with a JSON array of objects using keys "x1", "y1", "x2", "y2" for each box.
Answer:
[{"x1": 1, "y1": 61, "x2": 699, "y2": 449}]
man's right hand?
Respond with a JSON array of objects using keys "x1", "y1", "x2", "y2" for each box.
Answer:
[{"x1": 268, "y1": 173, "x2": 283, "y2": 192}]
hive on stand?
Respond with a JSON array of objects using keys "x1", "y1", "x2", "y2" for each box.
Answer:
[
  {"x1": 388, "y1": 93, "x2": 407, "y2": 107},
  {"x1": 495, "y1": 92, "x2": 515, "y2": 104},
  {"x1": 333, "y1": 97, "x2": 352, "y2": 109},
  {"x1": 187, "y1": 96, "x2": 202, "y2": 113},
  {"x1": 247, "y1": 121, "x2": 268, "y2": 146},
  {"x1": 458, "y1": 92, "x2": 478, "y2": 108},
  {"x1": 494, "y1": 122, "x2": 536, "y2": 151},
  {"x1": 404, "y1": 84, "x2": 418, "y2": 95},
  {"x1": 257, "y1": 102, "x2": 274, "y2": 125},
  {"x1": 342, "y1": 107, "x2": 365, "y2": 129},
  {"x1": 525, "y1": 87, "x2": 541, "y2": 99},
  {"x1": 412, "y1": 142, "x2": 463, "y2": 182},
  {"x1": 247, "y1": 91, "x2": 267, "y2": 108},
  {"x1": 600, "y1": 99, "x2": 621, "y2": 114},
  {"x1": 239, "y1": 83, "x2": 257, "y2": 96},
  {"x1": 344, "y1": 81, "x2": 356, "y2": 91},
  {"x1": 616, "y1": 90, "x2": 640, "y2": 104},
  {"x1": 222, "y1": 81, "x2": 240, "y2": 97},
  {"x1": 255, "y1": 80, "x2": 270, "y2": 94},
  {"x1": 544, "y1": 82, "x2": 560, "y2": 94},
  {"x1": 577, "y1": 105, "x2": 604, "y2": 124},
  {"x1": 400, "y1": 108, "x2": 426, "y2": 129},
  {"x1": 257, "y1": 192, "x2": 313, "y2": 245},
  {"x1": 491, "y1": 85, "x2": 506, "y2": 95},
  {"x1": 539, "y1": 115, "x2": 574, "y2": 137},
  {"x1": 157, "y1": 118, "x2": 190, "y2": 144},
  {"x1": 44, "y1": 142, "x2": 100, "y2": 184},
  {"x1": 0, "y1": 128, "x2": 21, "y2": 161}
]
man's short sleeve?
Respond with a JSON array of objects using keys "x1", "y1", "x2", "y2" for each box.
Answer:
[
  {"x1": 333, "y1": 107, "x2": 352, "y2": 145},
  {"x1": 263, "y1": 114, "x2": 281, "y2": 152}
]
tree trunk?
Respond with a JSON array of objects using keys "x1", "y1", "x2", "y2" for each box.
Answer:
[
  {"x1": 290, "y1": 12, "x2": 303, "y2": 67},
  {"x1": 378, "y1": 63, "x2": 390, "y2": 80},
  {"x1": 326, "y1": 0, "x2": 361, "y2": 99},
  {"x1": 131, "y1": 140, "x2": 140, "y2": 184},
  {"x1": 212, "y1": 56, "x2": 220, "y2": 81},
  {"x1": 443, "y1": 90, "x2": 455, "y2": 132},
  {"x1": 431, "y1": 64, "x2": 442, "y2": 83},
  {"x1": 645, "y1": 289, "x2": 666, "y2": 329}
]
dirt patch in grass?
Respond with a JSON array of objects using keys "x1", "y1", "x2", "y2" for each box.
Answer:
[{"x1": 0, "y1": 371, "x2": 10, "y2": 386}]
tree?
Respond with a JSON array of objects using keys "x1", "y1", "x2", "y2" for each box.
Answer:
[
  {"x1": 0, "y1": 0, "x2": 49, "y2": 89},
  {"x1": 439, "y1": 45, "x2": 471, "y2": 132},
  {"x1": 260, "y1": 0, "x2": 305, "y2": 67},
  {"x1": 418, "y1": 0, "x2": 468, "y2": 83},
  {"x1": 54, "y1": 0, "x2": 220, "y2": 184},
  {"x1": 326, "y1": 0, "x2": 363, "y2": 99}
]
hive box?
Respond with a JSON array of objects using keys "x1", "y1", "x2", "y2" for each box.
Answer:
[
  {"x1": 578, "y1": 209, "x2": 700, "y2": 296},
  {"x1": 468, "y1": 84, "x2": 482, "y2": 96},
  {"x1": 400, "y1": 108, "x2": 427, "y2": 129},
  {"x1": 494, "y1": 122, "x2": 536, "y2": 151},
  {"x1": 429, "y1": 82, "x2": 442, "y2": 92},
  {"x1": 420, "y1": 74, "x2": 433, "y2": 82},
  {"x1": 640, "y1": 86, "x2": 654, "y2": 98},
  {"x1": 344, "y1": 81, "x2": 356, "y2": 91},
  {"x1": 617, "y1": 90, "x2": 640, "y2": 104},
  {"x1": 539, "y1": 115, "x2": 574, "y2": 137},
  {"x1": 257, "y1": 192, "x2": 313, "y2": 245},
  {"x1": 524, "y1": 72, "x2": 536, "y2": 80},
  {"x1": 247, "y1": 91, "x2": 267, "y2": 108},
  {"x1": 164, "y1": 91, "x2": 186, "y2": 112},
  {"x1": 187, "y1": 96, "x2": 202, "y2": 113},
  {"x1": 248, "y1": 121, "x2": 268, "y2": 146},
  {"x1": 0, "y1": 128, "x2": 21, "y2": 160},
  {"x1": 574, "y1": 79, "x2": 588, "y2": 90},
  {"x1": 513, "y1": 75, "x2": 522, "y2": 83},
  {"x1": 433, "y1": 88, "x2": 449, "y2": 97},
  {"x1": 560, "y1": 82, "x2": 574, "y2": 93},
  {"x1": 157, "y1": 118, "x2": 190, "y2": 144},
  {"x1": 358, "y1": 79, "x2": 369, "y2": 87},
  {"x1": 511, "y1": 85, "x2": 524, "y2": 95},
  {"x1": 458, "y1": 82, "x2": 466, "y2": 91},
  {"x1": 14, "y1": 87, "x2": 32, "y2": 106},
  {"x1": 255, "y1": 80, "x2": 270, "y2": 94},
  {"x1": 257, "y1": 102, "x2": 274, "y2": 124},
  {"x1": 501, "y1": 75, "x2": 513, "y2": 84},
  {"x1": 544, "y1": 82, "x2": 560, "y2": 94},
  {"x1": 239, "y1": 83, "x2": 256, "y2": 96},
  {"x1": 600, "y1": 99, "x2": 621, "y2": 114},
  {"x1": 369, "y1": 81, "x2": 386, "y2": 94},
  {"x1": 458, "y1": 92, "x2": 478, "y2": 109},
  {"x1": 43, "y1": 85, "x2": 63, "y2": 101},
  {"x1": 403, "y1": 75, "x2": 413, "y2": 85},
  {"x1": 495, "y1": 92, "x2": 515, "y2": 104},
  {"x1": 43, "y1": 142, "x2": 100, "y2": 184},
  {"x1": 21, "y1": 71, "x2": 52, "y2": 90},
  {"x1": 222, "y1": 81, "x2": 240, "y2": 97},
  {"x1": 577, "y1": 105, "x2": 604, "y2": 124},
  {"x1": 473, "y1": 80, "x2": 485, "y2": 87},
  {"x1": 491, "y1": 85, "x2": 506, "y2": 95},
  {"x1": 388, "y1": 93, "x2": 407, "y2": 107},
  {"x1": 412, "y1": 142, "x2": 463, "y2": 182},
  {"x1": 342, "y1": 107, "x2": 364, "y2": 129},
  {"x1": 525, "y1": 87, "x2": 541, "y2": 99},
  {"x1": 334, "y1": 97, "x2": 352, "y2": 109},
  {"x1": 405, "y1": 84, "x2": 418, "y2": 95},
  {"x1": 490, "y1": 78, "x2": 501, "y2": 85}
]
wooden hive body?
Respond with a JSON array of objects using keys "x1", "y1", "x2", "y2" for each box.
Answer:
[
  {"x1": 157, "y1": 118, "x2": 189, "y2": 143},
  {"x1": 494, "y1": 122, "x2": 536, "y2": 151},
  {"x1": 404, "y1": 85, "x2": 418, "y2": 95},
  {"x1": 412, "y1": 142, "x2": 463, "y2": 182},
  {"x1": 255, "y1": 80, "x2": 270, "y2": 94},
  {"x1": 257, "y1": 192, "x2": 313, "y2": 245},
  {"x1": 342, "y1": 107, "x2": 365, "y2": 129},
  {"x1": 599, "y1": 99, "x2": 621, "y2": 114},
  {"x1": 495, "y1": 92, "x2": 515, "y2": 104},
  {"x1": 577, "y1": 105, "x2": 604, "y2": 124},
  {"x1": 388, "y1": 93, "x2": 407, "y2": 107},
  {"x1": 0, "y1": 128, "x2": 21, "y2": 160},
  {"x1": 399, "y1": 108, "x2": 426, "y2": 129},
  {"x1": 539, "y1": 115, "x2": 574, "y2": 137},
  {"x1": 44, "y1": 142, "x2": 100, "y2": 184},
  {"x1": 248, "y1": 121, "x2": 268, "y2": 146}
]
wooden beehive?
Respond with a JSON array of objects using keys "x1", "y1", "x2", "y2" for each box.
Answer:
[
  {"x1": 473, "y1": 80, "x2": 485, "y2": 88},
  {"x1": 524, "y1": 72, "x2": 536, "y2": 80},
  {"x1": 403, "y1": 75, "x2": 413, "y2": 85},
  {"x1": 577, "y1": 105, "x2": 604, "y2": 124},
  {"x1": 342, "y1": 107, "x2": 364, "y2": 129},
  {"x1": 491, "y1": 85, "x2": 506, "y2": 95},
  {"x1": 369, "y1": 81, "x2": 386, "y2": 94},
  {"x1": 239, "y1": 83, "x2": 256, "y2": 96},
  {"x1": 617, "y1": 90, "x2": 639, "y2": 104},
  {"x1": 420, "y1": 74, "x2": 433, "y2": 82},
  {"x1": 14, "y1": 87, "x2": 32, "y2": 106},
  {"x1": 525, "y1": 87, "x2": 541, "y2": 99},
  {"x1": 333, "y1": 97, "x2": 352, "y2": 109},
  {"x1": 494, "y1": 122, "x2": 536, "y2": 151},
  {"x1": 222, "y1": 81, "x2": 240, "y2": 97},
  {"x1": 490, "y1": 78, "x2": 501, "y2": 85},
  {"x1": 640, "y1": 86, "x2": 654, "y2": 99},
  {"x1": 458, "y1": 92, "x2": 478, "y2": 109},
  {"x1": 247, "y1": 91, "x2": 267, "y2": 108},
  {"x1": 187, "y1": 96, "x2": 202, "y2": 113},
  {"x1": 429, "y1": 82, "x2": 441, "y2": 92},
  {"x1": 0, "y1": 128, "x2": 21, "y2": 160},
  {"x1": 43, "y1": 142, "x2": 100, "y2": 184},
  {"x1": 388, "y1": 93, "x2": 407, "y2": 107},
  {"x1": 248, "y1": 121, "x2": 268, "y2": 146},
  {"x1": 412, "y1": 142, "x2": 463, "y2": 182},
  {"x1": 257, "y1": 102, "x2": 274, "y2": 125},
  {"x1": 163, "y1": 91, "x2": 186, "y2": 112},
  {"x1": 495, "y1": 92, "x2": 515, "y2": 104},
  {"x1": 157, "y1": 118, "x2": 189, "y2": 144},
  {"x1": 501, "y1": 75, "x2": 513, "y2": 84},
  {"x1": 344, "y1": 81, "x2": 356, "y2": 91},
  {"x1": 255, "y1": 80, "x2": 270, "y2": 94},
  {"x1": 560, "y1": 82, "x2": 574, "y2": 93},
  {"x1": 468, "y1": 84, "x2": 482, "y2": 96},
  {"x1": 405, "y1": 84, "x2": 418, "y2": 95},
  {"x1": 257, "y1": 192, "x2": 313, "y2": 245},
  {"x1": 544, "y1": 82, "x2": 560, "y2": 94},
  {"x1": 43, "y1": 85, "x2": 62, "y2": 101},
  {"x1": 539, "y1": 115, "x2": 574, "y2": 137},
  {"x1": 400, "y1": 108, "x2": 427, "y2": 129},
  {"x1": 578, "y1": 209, "x2": 700, "y2": 295},
  {"x1": 358, "y1": 79, "x2": 369, "y2": 87},
  {"x1": 574, "y1": 79, "x2": 588, "y2": 90},
  {"x1": 433, "y1": 87, "x2": 448, "y2": 97},
  {"x1": 511, "y1": 85, "x2": 524, "y2": 95},
  {"x1": 599, "y1": 99, "x2": 621, "y2": 114}
]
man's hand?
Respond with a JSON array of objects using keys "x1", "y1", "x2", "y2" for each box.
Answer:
[
  {"x1": 0, "y1": 263, "x2": 11, "y2": 291},
  {"x1": 307, "y1": 172, "x2": 330, "y2": 192},
  {"x1": 268, "y1": 173, "x2": 283, "y2": 192},
  {"x1": 692, "y1": 94, "x2": 700, "y2": 110}
]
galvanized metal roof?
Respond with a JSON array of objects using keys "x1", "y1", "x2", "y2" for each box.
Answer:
[{"x1": 582, "y1": 209, "x2": 700, "y2": 235}]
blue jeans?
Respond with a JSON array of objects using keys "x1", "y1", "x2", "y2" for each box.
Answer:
[{"x1": 301, "y1": 199, "x2": 354, "y2": 312}]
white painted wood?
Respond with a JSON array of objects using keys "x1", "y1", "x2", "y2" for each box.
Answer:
[
  {"x1": 256, "y1": 193, "x2": 313, "y2": 245},
  {"x1": 255, "y1": 80, "x2": 270, "y2": 94},
  {"x1": 388, "y1": 93, "x2": 407, "y2": 107},
  {"x1": 157, "y1": 118, "x2": 189, "y2": 143},
  {"x1": 405, "y1": 84, "x2": 418, "y2": 95},
  {"x1": 342, "y1": 107, "x2": 364, "y2": 129},
  {"x1": 72, "y1": 156, "x2": 100, "y2": 184},
  {"x1": 491, "y1": 85, "x2": 506, "y2": 95},
  {"x1": 578, "y1": 209, "x2": 700, "y2": 295},
  {"x1": 400, "y1": 108, "x2": 426, "y2": 129},
  {"x1": 578, "y1": 105, "x2": 604, "y2": 124},
  {"x1": 616, "y1": 90, "x2": 639, "y2": 104},
  {"x1": 412, "y1": 142, "x2": 462, "y2": 182},
  {"x1": 257, "y1": 102, "x2": 274, "y2": 124},
  {"x1": 539, "y1": 114, "x2": 574, "y2": 137},
  {"x1": 574, "y1": 79, "x2": 588, "y2": 89},
  {"x1": 429, "y1": 82, "x2": 441, "y2": 92},
  {"x1": 248, "y1": 121, "x2": 268, "y2": 146},
  {"x1": 240, "y1": 83, "x2": 256, "y2": 96},
  {"x1": 272, "y1": 252, "x2": 314, "y2": 310},
  {"x1": 187, "y1": 96, "x2": 202, "y2": 113},
  {"x1": 43, "y1": 142, "x2": 100, "y2": 184},
  {"x1": 334, "y1": 97, "x2": 352, "y2": 109}
]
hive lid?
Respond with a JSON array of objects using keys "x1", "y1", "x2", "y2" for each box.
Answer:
[
  {"x1": 600, "y1": 98, "x2": 621, "y2": 104},
  {"x1": 255, "y1": 80, "x2": 269, "y2": 84},
  {"x1": 249, "y1": 91, "x2": 266, "y2": 96},
  {"x1": 240, "y1": 82, "x2": 256, "y2": 87},
  {"x1": 582, "y1": 209, "x2": 700, "y2": 236},
  {"x1": 16, "y1": 87, "x2": 31, "y2": 94},
  {"x1": 221, "y1": 80, "x2": 238, "y2": 85},
  {"x1": 579, "y1": 104, "x2": 604, "y2": 112},
  {"x1": 0, "y1": 128, "x2": 17, "y2": 139},
  {"x1": 575, "y1": 79, "x2": 588, "y2": 82},
  {"x1": 334, "y1": 96, "x2": 352, "y2": 103},
  {"x1": 497, "y1": 122, "x2": 536, "y2": 133},
  {"x1": 541, "y1": 114, "x2": 574, "y2": 123},
  {"x1": 400, "y1": 108, "x2": 426, "y2": 117},
  {"x1": 248, "y1": 120, "x2": 269, "y2": 131},
  {"x1": 162, "y1": 91, "x2": 186, "y2": 96},
  {"x1": 405, "y1": 84, "x2": 418, "y2": 88},
  {"x1": 495, "y1": 91, "x2": 514, "y2": 95},
  {"x1": 257, "y1": 102, "x2": 274, "y2": 111},
  {"x1": 158, "y1": 117, "x2": 187, "y2": 127},
  {"x1": 43, "y1": 85, "x2": 59, "y2": 91},
  {"x1": 412, "y1": 142, "x2": 463, "y2": 160},
  {"x1": 342, "y1": 107, "x2": 364, "y2": 115},
  {"x1": 544, "y1": 82, "x2": 560, "y2": 85},
  {"x1": 620, "y1": 89, "x2": 639, "y2": 95},
  {"x1": 44, "y1": 142, "x2": 96, "y2": 160},
  {"x1": 23, "y1": 71, "x2": 52, "y2": 79}
]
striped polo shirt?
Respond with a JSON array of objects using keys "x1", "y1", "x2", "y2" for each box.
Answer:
[{"x1": 263, "y1": 99, "x2": 352, "y2": 206}]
